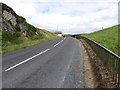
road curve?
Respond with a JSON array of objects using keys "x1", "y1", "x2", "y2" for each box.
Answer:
[{"x1": 2, "y1": 37, "x2": 84, "y2": 88}]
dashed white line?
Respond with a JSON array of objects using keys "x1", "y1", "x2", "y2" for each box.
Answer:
[
  {"x1": 5, "y1": 37, "x2": 66, "y2": 72},
  {"x1": 5, "y1": 49, "x2": 50, "y2": 72},
  {"x1": 54, "y1": 37, "x2": 66, "y2": 47},
  {"x1": 54, "y1": 42, "x2": 61, "y2": 47}
]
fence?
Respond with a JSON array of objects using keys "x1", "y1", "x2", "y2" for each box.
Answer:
[{"x1": 73, "y1": 35, "x2": 120, "y2": 88}]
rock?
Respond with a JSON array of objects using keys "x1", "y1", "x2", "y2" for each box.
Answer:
[
  {"x1": 1, "y1": 3, "x2": 34, "y2": 37},
  {"x1": 19, "y1": 23, "x2": 28, "y2": 32},
  {"x1": 3, "y1": 10, "x2": 17, "y2": 26}
]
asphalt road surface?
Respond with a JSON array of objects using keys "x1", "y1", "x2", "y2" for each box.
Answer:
[{"x1": 2, "y1": 37, "x2": 84, "y2": 88}]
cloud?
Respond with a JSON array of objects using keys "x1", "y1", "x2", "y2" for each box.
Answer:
[{"x1": 0, "y1": 0, "x2": 118, "y2": 34}]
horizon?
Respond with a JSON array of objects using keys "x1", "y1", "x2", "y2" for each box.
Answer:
[{"x1": 0, "y1": 0, "x2": 119, "y2": 34}]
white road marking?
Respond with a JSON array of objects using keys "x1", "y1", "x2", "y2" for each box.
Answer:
[
  {"x1": 5, "y1": 49, "x2": 50, "y2": 72},
  {"x1": 54, "y1": 42, "x2": 61, "y2": 47},
  {"x1": 5, "y1": 37, "x2": 66, "y2": 72},
  {"x1": 54, "y1": 37, "x2": 66, "y2": 47}
]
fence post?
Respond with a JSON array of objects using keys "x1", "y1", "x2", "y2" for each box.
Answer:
[{"x1": 118, "y1": 58, "x2": 120, "y2": 88}]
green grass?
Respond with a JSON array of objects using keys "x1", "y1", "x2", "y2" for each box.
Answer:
[
  {"x1": 1, "y1": 28, "x2": 59, "y2": 54},
  {"x1": 81, "y1": 25, "x2": 119, "y2": 56},
  {"x1": 2, "y1": 37, "x2": 59, "y2": 54}
]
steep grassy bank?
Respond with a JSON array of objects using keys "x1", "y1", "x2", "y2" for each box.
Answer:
[
  {"x1": 2, "y1": 28, "x2": 59, "y2": 54},
  {"x1": 1, "y1": 3, "x2": 59, "y2": 53},
  {"x1": 81, "y1": 25, "x2": 119, "y2": 56}
]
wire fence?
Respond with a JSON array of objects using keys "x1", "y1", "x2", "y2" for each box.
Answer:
[{"x1": 73, "y1": 35, "x2": 120, "y2": 88}]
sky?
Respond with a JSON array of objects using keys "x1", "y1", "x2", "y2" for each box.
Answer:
[{"x1": 0, "y1": 0, "x2": 119, "y2": 34}]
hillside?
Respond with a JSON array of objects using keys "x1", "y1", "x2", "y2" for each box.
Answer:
[
  {"x1": 81, "y1": 25, "x2": 119, "y2": 56},
  {"x1": 0, "y1": 3, "x2": 59, "y2": 53}
]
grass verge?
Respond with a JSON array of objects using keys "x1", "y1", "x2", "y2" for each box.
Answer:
[
  {"x1": 1, "y1": 37, "x2": 59, "y2": 54},
  {"x1": 1, "y1": 28, "x2": 60, "y2": 54},
  {"x1": 81, "y1": 25, "x2": 119, "y2": 56}
]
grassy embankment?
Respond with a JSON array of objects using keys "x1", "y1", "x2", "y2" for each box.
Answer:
[
  {"x1": 1, "y1": 29, "x2": 59, "y2": 54},
  {"x1": 81, "y1": 25, "x2": 119, "y2": 56}
]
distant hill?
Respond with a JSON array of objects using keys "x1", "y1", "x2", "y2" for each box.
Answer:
[
  {"x1": 81, "y1": 25, "x2": 119, "y2": 56},
  {"x1": 0, "y1": 3, "x2": 59, "y2": 53}
]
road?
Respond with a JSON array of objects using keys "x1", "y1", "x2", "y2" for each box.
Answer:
[{"x1": 2, "y1": 37, "x2": 84, "y2": 88}]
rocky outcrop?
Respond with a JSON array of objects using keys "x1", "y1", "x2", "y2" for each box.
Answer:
[
  {"x1": 1, "y1": 3, "x2": 38, "y2": 37},
  {"x1": 1, "y1": 2, "x2": 59, "y2": 52},
  {"x1": 3, "y1": 10, "x2": 17, "y2": 26}
]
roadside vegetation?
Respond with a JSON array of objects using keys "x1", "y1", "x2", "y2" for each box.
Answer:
[
  {"x1": 81, "y1": 25, "x2": 119, "y2": 56},
  {"x1": 1, "y1": 3, "x2": 59, "y2": 54},
  {"x1": 2, "y1": 28, "x2": 59, "y2": 54}
]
